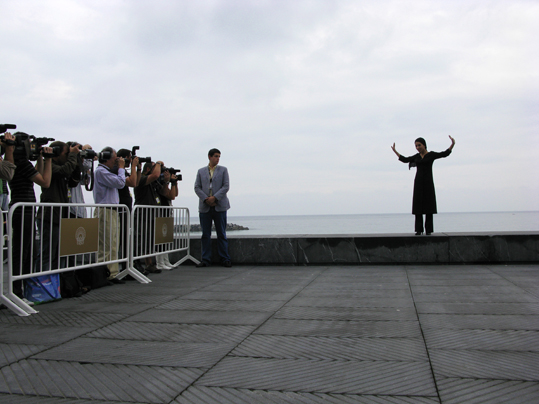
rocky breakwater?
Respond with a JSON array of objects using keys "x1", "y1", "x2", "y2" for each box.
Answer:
[{"x1": 190, "y1": 223, "x2": 249, "y2": 232}]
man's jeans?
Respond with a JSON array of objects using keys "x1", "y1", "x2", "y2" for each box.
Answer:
[{"x1": 199, "y1": 207, "x2": 230, "y2": 265}]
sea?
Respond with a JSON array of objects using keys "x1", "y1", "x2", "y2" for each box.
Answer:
[{"x1": 192, "y1": 211, "x2": 539, "y2": 236}]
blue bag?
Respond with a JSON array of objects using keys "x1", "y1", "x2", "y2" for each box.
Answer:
[{"x1": 24, "y1": 274, "x2": 61, "y2": 304}]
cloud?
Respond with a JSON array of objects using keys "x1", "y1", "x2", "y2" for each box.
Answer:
[{"x1": 1, "y1": 0, "x2": 537, "y2": 216}]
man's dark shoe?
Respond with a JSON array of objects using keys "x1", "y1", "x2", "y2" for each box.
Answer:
[
  {"x1": 145, "y1": 265, "x2": 162, "y2": 274},
  {"x1": 222, "y1": 260, "x2": 232, "y2": 268},
  {"x1": 110, "y1": 278, "x2": 126, "y2": 284},
  {"x1": 134, "y1": 262, "x2": 145, "y2": 272},
  {"x1": 196, "y1": 262, "x2": 209, "y2": 268}
]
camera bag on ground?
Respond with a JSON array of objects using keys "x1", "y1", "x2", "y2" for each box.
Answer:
[
  {"x1": 60, "y1": 270, "x2": 86, "y2": 298},
  {"x1": 77, "y1": 265, "x2": 111, "y2": 290},
  {"x1": 24, "y1": 274, "x2": 61, "y2": 304}
]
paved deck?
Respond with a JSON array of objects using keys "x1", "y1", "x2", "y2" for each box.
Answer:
[{"x1": 1, "y1": 264, "x2": 539, "y2": 403}]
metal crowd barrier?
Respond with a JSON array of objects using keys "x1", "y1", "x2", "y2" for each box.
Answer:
[
  {"x1": 1, "y1": 203, "x2": 199, "y2": 316},
  {"x1": 125, "y1": 205, "x2": 199, "y2": 280},
  {"x1": 1, "y1": 210, "x2": 7, "y2": 313},
  {"x1": 1, "y1": 202, "x2": 141, "y2": 316}
]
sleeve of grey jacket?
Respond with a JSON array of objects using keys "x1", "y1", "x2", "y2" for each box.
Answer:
[
  {"x1": 194, "y1": 168, "x2": 208, "y2": 200},
  {"x1": 212, "y1": 167, "x2": 229, "y2": 202},
  {"x1": 0, "y1": 160, "x2": 16, "y2": 181}
]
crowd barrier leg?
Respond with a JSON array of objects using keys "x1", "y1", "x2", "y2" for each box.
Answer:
[
  {"x1": 1, "y1": 248, "x2": 36, "y2": 316},
  {"x1": 116, "y1": 246, "x2": 151, "y2": 283},
  {"x1": 116, "y1": 207, "x2": 151, "y2": 283},
  {"x1": 1, "y1": 209, "x2": 36, "y2": 316},
  {"x1": 173, "y1": 252, "x2": 200, "y2": 267},
  {"x1": 1, "y1": 292, "x2": 37, "y2": 316},
  {"x1": 170, "y1": 208, "x2": 199, "y2": 267},
  {"x1": 117, "y1": 267, "x2": 151, "y2": 283}
]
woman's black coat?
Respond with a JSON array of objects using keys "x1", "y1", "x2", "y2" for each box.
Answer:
[{"x1": 399, "y1": 149, "x2": 451, "y2": 214}]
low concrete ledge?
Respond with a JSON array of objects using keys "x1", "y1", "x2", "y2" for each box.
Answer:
[{"x1": 175, "y1": 232, "x2": 539, "y2": 265}]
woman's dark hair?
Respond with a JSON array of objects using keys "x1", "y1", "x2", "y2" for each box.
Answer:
[{"x1": 415, "y1": 138, "x2": 427, "y2": 149}]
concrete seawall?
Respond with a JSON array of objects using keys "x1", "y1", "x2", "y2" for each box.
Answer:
[{"x1": 176, "y1": 232, "x2": 539, "y2": 265}]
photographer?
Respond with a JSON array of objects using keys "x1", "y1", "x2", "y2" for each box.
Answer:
[
  {"x1": 155, "y1": 166, "x2": 179, "y2": 270},
  {"x1": 134, "y1": 160, "x2": 164, "y2": 274},
  {"x1": 93, "y1": 147, "x2": 126, "y2": 283},
  {"x1": 40, "y1": 141, "x2": 79, "y2": 204},
  {"x1": 8, "y1": 132, "x2": 53, "y2": 301},
  {"x1": 117, "y1": 149, "x2": 141, "y2": 210},
  {"x1": 68, "y1": 143, "x2": 94, "y2": 219},
  {"x1": 0, "y1": 132, "x2": 16, "y2": 210},
  {"x1": 62, "y1": 142, "x2": 95, "y2": 296},
  {"x1": 35, "y1": 141, "x2": 80, "y2": 272}
]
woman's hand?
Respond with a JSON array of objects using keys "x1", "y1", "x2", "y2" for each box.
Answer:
[
  {"x1": 448, "y1": 135, "x2": 456, "y2": 150},
  {"x1": 391, "y1": 143, "x2": 400, "y2": 157}
]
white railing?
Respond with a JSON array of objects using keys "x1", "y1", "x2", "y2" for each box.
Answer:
[
  {"x1": 0, "y1": 210, "x2": 15, "y2": 313},
  {"x1": 1, "y1": 202, "x2": 199, "y2": 316},
  {"x1": 125, "y1": 205, "x2": 199, "y2": 280},
  {"x1": 2, "y1": 202, "x2": 141, "y2": 316}
]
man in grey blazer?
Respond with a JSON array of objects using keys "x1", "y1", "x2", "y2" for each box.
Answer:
[{"x1": 194, "y1": 148, "x2": 231, "y2": 267}]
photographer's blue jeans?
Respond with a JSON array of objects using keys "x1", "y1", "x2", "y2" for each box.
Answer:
[{"x1": 199, "y1": 207, "x2": 230, "y2": 265}]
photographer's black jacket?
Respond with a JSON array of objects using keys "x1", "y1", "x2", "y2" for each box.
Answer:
[
  {"x1": 39, "y1": 151, "x2": 79, "y2": 223},
  {"x1": 134, "y1": 175, "x2": 162, "y2": 206}
]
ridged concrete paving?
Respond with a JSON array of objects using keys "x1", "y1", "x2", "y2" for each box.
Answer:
[{"x1": 1, "y1": 264, "x2": 539, "y2": 403}]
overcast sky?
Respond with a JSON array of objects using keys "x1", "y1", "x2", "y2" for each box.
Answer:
[{"x1": 1, "y1": 0, "x2": 537, "y2": 217}]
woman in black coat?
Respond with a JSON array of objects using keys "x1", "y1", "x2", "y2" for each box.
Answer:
[{"x1": 391, "y1": 136, "x2": 455, "y2": 235}]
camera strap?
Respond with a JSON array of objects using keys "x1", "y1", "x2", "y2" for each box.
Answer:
[{"x1": 85, "y1": 162, "x2": 95, "y2": 192}]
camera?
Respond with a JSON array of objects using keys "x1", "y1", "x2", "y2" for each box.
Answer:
[
  {"x1": 66, "y1": 142, "x2": 97, "y2": 160},
  {"x1": 0, "y1": 123, "x2": 16, "y2": 133},
  {"x1": 131, "y1": 145, "x2": 151, "y2": 164},
  {"x1": 67, "y1": 142, "x2": 82, "y2": 150},
  {"x1": 138, "y1": 156, "x2": 152, "y2": 164},
  {"x1": 64, "y1": 142, "x2": 100, "y2": 192},
  {"x1": 66, "y1": 142, "x2": 98, "y2": 160},
  {"x1": 31, "y1": 136, "x2": 61, "y2": 159},
  {"x1": 80, "y1": 149, "x2": 97, "y2": 159},
  {"x1": 0, "y1": 133, "x2": 16, "y2": 146},
  {"x1": 98, "y1": 150, "x2": 113, "y2": 163},
  {"x1": 0, "y1": 124, "x2": 16, "y2": 155},
  {"x1": 162, "y1": 166, "x2": 182, "y2": 182},
  {"x1": 97, "y1": 150, "x2": 133, "y2": 164},
  {"x1": 1, "y1": 132, "x2": 60, "y2": 160}
]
